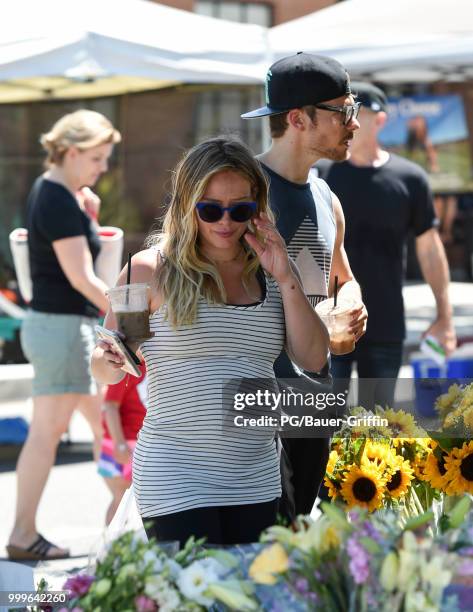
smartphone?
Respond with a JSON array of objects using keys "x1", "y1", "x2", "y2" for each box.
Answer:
[{"x1": 94, "y1": 325, "x2": 142, "y2": 377}]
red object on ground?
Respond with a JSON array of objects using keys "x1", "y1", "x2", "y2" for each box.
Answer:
[{"x1": 0, "y1": 288, "x2": 19, "y2": 304}]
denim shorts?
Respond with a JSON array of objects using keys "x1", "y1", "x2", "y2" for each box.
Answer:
[{"x1": 21, "y1": 310, "x2": 98, "y2": 397}]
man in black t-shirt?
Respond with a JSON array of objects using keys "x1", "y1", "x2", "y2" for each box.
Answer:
[{"x1": 317, "y1": 82, "x2": 457, "y2": 406}]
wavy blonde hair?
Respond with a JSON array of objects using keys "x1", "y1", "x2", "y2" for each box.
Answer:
[
  {"x1": 148, "y1": 136, "x2": 274, "y2": 328},
  {"x1": 40, "y1": 109, "x2": 121, "y2": 167}
]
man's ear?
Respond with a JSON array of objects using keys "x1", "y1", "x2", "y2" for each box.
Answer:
[
  {"x1": 375, "y1": 111, "x2": 388, "y2": 130},
  {"x1": 286, "y1": 109, "x2": 306, "y2": 130}
]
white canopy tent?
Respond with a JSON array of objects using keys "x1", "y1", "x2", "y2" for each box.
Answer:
[
  {"x1": 0, "y1": 0, "x2": 268, "y2": 103},
  {"x1": 269, "y1": 0, "x2": 473, "y2": 83}
]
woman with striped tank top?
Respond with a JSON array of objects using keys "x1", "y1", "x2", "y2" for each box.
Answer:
[{"x1": 92, "y1": 137, "x2": 329, "y2": 546}]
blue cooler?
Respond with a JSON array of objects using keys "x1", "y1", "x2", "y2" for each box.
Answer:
[{"x1": 411, "y1": 345, "x2": 473, "y2": 417}]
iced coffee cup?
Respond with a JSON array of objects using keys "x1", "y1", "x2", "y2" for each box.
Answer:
[
  {"x1": 315, "y1": 298, "x2": 355, "y2": 355},
  {"x1": 106, "y1": 283, "x2": 153, "y2": 346}
]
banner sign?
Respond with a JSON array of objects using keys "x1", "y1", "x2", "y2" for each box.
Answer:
[{"x1": 379, "y1": 94, "x2": 472, "y2": 192}]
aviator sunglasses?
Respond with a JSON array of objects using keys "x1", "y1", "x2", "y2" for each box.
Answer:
[{"x1": 196, "y1": 201, "x2": 257, "y2": 223}]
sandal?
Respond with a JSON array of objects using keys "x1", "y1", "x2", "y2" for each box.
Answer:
[{"x1": 6, "y1": 534, "x2": 70, "y2": 561}]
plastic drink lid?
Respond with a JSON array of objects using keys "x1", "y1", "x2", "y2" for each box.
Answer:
[
  {"x1": 315, "y1": 297, "x2": 354, "y2": 317},
  {"x1": 106, "y1": 283, "x2": 149, "y2": 295}
]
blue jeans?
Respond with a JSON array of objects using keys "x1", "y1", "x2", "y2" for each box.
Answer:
[{"x1": 331, "y1": 341, "x2": 403, "y2": 409}]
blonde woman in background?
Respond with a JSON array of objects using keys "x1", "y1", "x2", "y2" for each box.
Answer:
[
  {"x1": 92, "y1": 137, "x2": 329, "y2": 547},
  {"x1": 7, "y1": 110, "x2": 121, "y2": 560}
]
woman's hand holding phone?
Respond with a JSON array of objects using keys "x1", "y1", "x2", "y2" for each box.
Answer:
[{"x1": 97, "y1": 336, "x2": 126, "y2": 370}]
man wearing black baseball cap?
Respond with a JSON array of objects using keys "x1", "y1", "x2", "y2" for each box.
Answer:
[
  {"x1": 242, "y1": 53, "x2": 368, "y2": 521},
  {"x1": 317, "y1": 81, "x2": 456, "y2": 408}
]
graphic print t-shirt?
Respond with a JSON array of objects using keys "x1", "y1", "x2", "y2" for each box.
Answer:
[
  {"x1": 262, "y1": 163, "x2": 336, "y2": 377},
  {"x1": 262, "y1": 164, "x2": 336, "y2": 307}
]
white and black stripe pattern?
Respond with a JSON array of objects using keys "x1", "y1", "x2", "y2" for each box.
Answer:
[
  {"x1": 287, "y1": 215, "x2": 332, "y2": 307},
  {"x1": 133, "y1": 273, "x2": 285, "y2": 517}
]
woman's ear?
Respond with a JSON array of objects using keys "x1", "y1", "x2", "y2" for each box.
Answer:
[{"x1": 64, "y1": 145, "x2": 79, "y2": 162}]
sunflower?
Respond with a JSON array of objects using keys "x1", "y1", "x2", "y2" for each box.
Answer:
[
  {"x1": 326, "y1": 450, "x2": 339, "y2": 475},
  {"x1": 443, "y1": 441, "x2": 473, "y2": 495},
  {"x1": 410, "y1": 439, "x2": 436, "y2": 481},
  {"x1": 340, "y1": 464, "x2": 386, "y2": 512},
  {"x1": 423, "y1": 450, "x2": 452, "y2": 491},
  {"x1": 385, "y1": 456, "x2": 414, "y2": 498},
  {"x1": 361, "y1": 440, "x2": 396, "y2": 474},
  {"x1": 414, "y1": 437, "x2": 434, "y2": 451},
  {"x1": 382, "y1": 409, "x2": 424, "y2": 440},
  {"x1": 324, "y1": 450, "x2": 342, "y2": 499},
  {"x1": 457, "y1": 384, "x2": 473, "y2": 412},
  {"x1": 462, "y1": 406, "x2": 473, "y2": 433},
  {"x1": 444, "y1": 409, "x2": 463, "y2": 430},
  {"x1": 435, "y1": 383, "x2": 462, "y2": 416}
]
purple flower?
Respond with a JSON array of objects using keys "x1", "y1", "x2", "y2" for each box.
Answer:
[
  {"x1": 460, "y1": 547, "x2": 473, "y2": 556},
  {"x1": 295, "y1": 577, "x2": 309, "y2": 594},
  {"x1": 63, "y1": 575, "x2": 95, "y2": 597},
  {"x1": 135, "y1": 595, "x2": 157, "y2": 612},
  {"x1": 313, "y1": 570, "x2": 322, "y2": 581},
  {"x1": 360, "y1": 521, "x2": 383, "y2": 544},
  {"x1": 346, "y1": 537, "x2": 370, "y2": 585},
  {"x1": 349, "y1": 510, "x2": 360, "y2": 523},
  {"x1": 307, "y1": 592, "x2": 319, "y2": 604},
  {"x1": 458, "y1": 560, "x2": 473, "y2": 576}
]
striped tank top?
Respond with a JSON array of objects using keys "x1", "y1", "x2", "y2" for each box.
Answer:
[{"x1": 133, "y1": 272, "x2": 285, "y2": 517}]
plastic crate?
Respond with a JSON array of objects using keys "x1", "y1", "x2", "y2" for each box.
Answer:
[{"x1": 411, "y1": 345, "x2": 473, "y2": 417}]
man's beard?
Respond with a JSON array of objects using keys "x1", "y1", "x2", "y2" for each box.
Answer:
[{"x1": 311, "y1": 133, "x2": 353, "y2": 162}]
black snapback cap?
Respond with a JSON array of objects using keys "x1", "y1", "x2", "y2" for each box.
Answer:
[
  {"x1": 352, "y1": 81, "x2": 388, "y2": 113},
  {"x1": 242, "y1": 52, "x2": 351, "y2": 119}
]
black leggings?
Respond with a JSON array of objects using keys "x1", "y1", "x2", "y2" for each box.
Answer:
[{"x1": 144, "y1": 499, "x2": 278, "y2": 547}]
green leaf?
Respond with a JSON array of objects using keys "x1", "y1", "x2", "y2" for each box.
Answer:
[
  {"x1": 205, "y1": 549, "x2": 239, "y2": 568},
  {"x1": 427, "y1": 432, "x2": 465, "y2": 451},
  {"x1": 404, "y1": 510, "x2": 434, "y2": 530},
  {"x1": 353, "y1": 438, "x2": 367, "y2": 467},
  {"x1": 206, "y1": 583, "x2": 258, "y2": 611},
  {"x1": 446, "y1": 495, "x2": 472, "y2": 529},
  {"x1": 438, "y1": 514, "x2": 451, "y2": 534},
  {"x1": 358, "y1": 536, "x2": 381, "y2": 555},
  {"x1": 320, "y1": 502, "x2": 352, "y2": 531}
]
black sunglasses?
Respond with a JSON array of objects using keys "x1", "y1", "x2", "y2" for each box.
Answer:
[
  {"x1": 196, "y1": 201, "x2": 257, "y2": 223},
  {"x1": 314, "y1": 101, "x2": 361, "y2": 125}
]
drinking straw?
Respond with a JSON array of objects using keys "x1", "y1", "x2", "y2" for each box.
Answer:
[
  {"x1": 126, "y1": 252, "x2": 132, "y2": 305},
  {"x1": 334, "y1": 275, "x2": 339, "y2": 308},
  {"x1": 126, "y1": 252, "x2": 132, "y2": 285}
]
